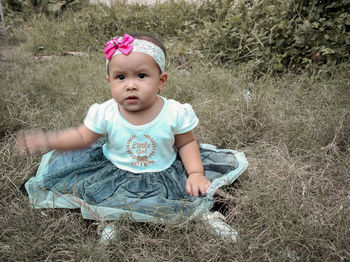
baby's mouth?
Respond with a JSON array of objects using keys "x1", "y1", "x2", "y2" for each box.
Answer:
[{"x1": 125, "y1": 95, "x2": 139, "y2": 103}]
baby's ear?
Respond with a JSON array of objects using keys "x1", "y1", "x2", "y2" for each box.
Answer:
[
  {"x1": 158, "y1": 72, "x2": 168, "y2": 92},
  {"x1": 106, "y1": 75, "x2": 110, "y2": 83}
]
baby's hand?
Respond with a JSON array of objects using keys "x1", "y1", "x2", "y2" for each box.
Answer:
[
  {"x1": 186, "y1": 173, "x2": 211, "y2": 197},
  {"x1": 17, "y1": 131, "x2": 49, "y2": 156}
]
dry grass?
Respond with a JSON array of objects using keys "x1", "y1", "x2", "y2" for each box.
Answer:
[{"x1": 1, "y1": 7, "x2": 350, "y2": 261}]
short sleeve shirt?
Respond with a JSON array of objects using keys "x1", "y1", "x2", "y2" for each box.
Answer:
[{"x1": 84, "y1": 96, "x2": 199, "y2": 173}]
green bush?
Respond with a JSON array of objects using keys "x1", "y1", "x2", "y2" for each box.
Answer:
[
  {"x1": 1, "y1": 0, "x2": 88, "y2": 24},
  {"x1": 191, "y1": 0, "x2": 350, "y2": 72},
  {"x1": 1, "y1": 0, "x2": 33, "y2": 24},
  {"x1": 4, "y1": 0, "x2": 350, "y2": 73}
]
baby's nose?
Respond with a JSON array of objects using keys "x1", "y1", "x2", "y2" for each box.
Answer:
[{"x1": 126, "y1": 80, "x2": 137, "y2": 90}]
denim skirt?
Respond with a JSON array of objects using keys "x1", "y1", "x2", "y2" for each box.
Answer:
[{"x1": 25, "y1": 139, "x2": 248, "y2": 224}]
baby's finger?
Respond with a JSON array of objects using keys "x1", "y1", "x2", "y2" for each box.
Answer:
[
  {"x1": 192, "y1": 185, "x2": 199, "y2": 197},
  {"x1": 199, "y1": 185, "x2": 206, "y2": 196},
  {"x1": 186, "y1": 182, "x2": 193, "y2": 196},
  {"x1": 199, "y1": 182, "x2": 211, "y2": 195},
  {"x1": 16, "y1": 134, "x2": 27, "y2": 156}
]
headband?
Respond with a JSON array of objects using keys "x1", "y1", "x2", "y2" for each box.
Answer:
[{"x1": 104, "y1": 34, "x2": 165, "y2": 74}]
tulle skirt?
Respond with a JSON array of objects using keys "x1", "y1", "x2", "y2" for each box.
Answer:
[{"x1": 25, "y1": 139, "x2": 248, "y2": 224}]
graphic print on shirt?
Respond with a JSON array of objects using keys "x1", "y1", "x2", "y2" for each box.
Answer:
[{"x1": 126, "y1": 134, "x2": 156, "y2": 167}]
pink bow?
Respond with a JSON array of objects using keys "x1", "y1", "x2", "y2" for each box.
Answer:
[{"x1": 104, "y1": 34, "x2": 134, "y2": 60}]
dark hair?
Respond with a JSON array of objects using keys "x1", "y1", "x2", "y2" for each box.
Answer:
[{"x1": 130, "y1": 32, "x2": 167, "y2": 57}]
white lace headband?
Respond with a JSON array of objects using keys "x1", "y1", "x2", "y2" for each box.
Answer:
[{"x1": 104, "y1": 33, "x2": 165, "y2": 74}]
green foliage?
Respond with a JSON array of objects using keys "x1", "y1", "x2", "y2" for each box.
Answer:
[
  {"x1": 191, "y1": 0, "x2": 350, "y2": 73},
  {"x1": 1, "y1": 0, "x2": 88, "y2": 25},
  {"x1": 4, "y1": 0, "x2": 349, "y2": 73},
  {"x1": 86, "y1": 1, "x2": 199, "y2": 39},
  {"x1": 1, "y1": 0, "x2": 33, "y2": 24}
]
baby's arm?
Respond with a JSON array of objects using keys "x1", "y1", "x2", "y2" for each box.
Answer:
[
  {"x1": 18, "y1": 124, "x2": 101, "y2": 155},
  {"x1": 175, "y1": 131, "x2": 211, "y2": 196}
]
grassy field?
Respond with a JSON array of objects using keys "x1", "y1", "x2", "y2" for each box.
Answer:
[{"x1": 1, "y1": 2, "x2": 350, "y2": 261}]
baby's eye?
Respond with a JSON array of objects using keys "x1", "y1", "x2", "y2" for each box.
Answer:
[
  {"x1": 138, "y1": 73, "x2": 147, "y2": 79},
  {"x1": 116, "y1": 75, "x2": 125, "y2": 80}
]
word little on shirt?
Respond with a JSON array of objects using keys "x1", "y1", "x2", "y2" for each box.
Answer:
[{"x1": 126, "y1": 134, "x2": 156, "y2": 167}]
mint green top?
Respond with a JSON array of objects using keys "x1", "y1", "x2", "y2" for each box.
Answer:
[{"x1": 84, "y1": 96, "x2": 199, "y2": 173}]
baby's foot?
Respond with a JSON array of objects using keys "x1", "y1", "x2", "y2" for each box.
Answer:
[
  {"x1": 98, "y1": 224, "x2": 116, "y2": 244},
  {"x1": 202, "y1": 211, "x2": 238, "y2": 241}
]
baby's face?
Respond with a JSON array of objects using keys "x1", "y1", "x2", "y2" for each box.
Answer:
[{"x1": 107, "y1": 52, "x2": 167, "y2": 114}]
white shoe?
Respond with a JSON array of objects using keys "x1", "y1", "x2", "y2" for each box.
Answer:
[
  {"x1": 202, "y1": 211, "x2": 238, "y2": 241},
  {"x1": 98, "y1": 225, "x2": 116, "y2": 244}
]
